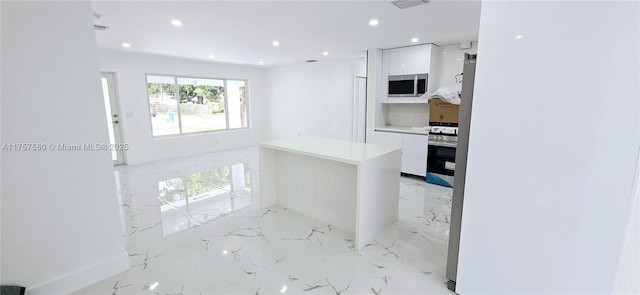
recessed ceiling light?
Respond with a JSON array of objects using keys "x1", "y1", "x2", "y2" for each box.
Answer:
[
  {"x1": 209, "y1": 54, "x2": 215, "y2": 58},
  {"x1": 322, "y1": 51, "x2": 329, "y2": 56},
  {"x1": 369, "y1": 19, "x2": 379, "y2": 26},
  {"x1": 515, "y1": 35, "x2": 523, "y2": 39},
  {"x1": 171, "y1": 19, "x2": 182, "y2": 27},
  {"x1": 122, "y1": 43, "x2": 131, "y2": 48},
  {"x1": 148, "y1": 282, "x2": 159, "y2": 290},
  {"x1": 259, "y1": 60, "x2": 264, "y2": 64},
  {"x1": 272, "y1": 40, "x2": 280, "y2": 46},
  {"x1": 411, "y1": 38, "x2": 419, "y2": 43}
]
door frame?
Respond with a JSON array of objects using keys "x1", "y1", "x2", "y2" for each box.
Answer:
[
  {"x1": 101, "y1": 72, "x2": 126, "y2": 165},
  {"x1": 352, "y1": 76, "x2": 367, "y2": 142}
]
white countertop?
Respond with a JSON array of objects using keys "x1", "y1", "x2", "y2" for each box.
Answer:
[
  {"x1": 260, "y1": 136, "x2": 401, "y2": 165},
  {"x1": 374, "y1": 126, "x2": 430, "y2": 135}
]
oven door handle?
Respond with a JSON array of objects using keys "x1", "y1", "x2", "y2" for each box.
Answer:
[{"x1": 428, "y1": 141, "x2": 457, "y2": 148}]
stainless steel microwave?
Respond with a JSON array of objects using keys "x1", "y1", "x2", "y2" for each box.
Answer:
[{"x1": 388, "y1": 74, "x2": 428, "y2": 97}]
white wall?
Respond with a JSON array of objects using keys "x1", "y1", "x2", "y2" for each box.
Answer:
[
  {"x1": 1, "y1": 2, "x2": 127, "y2": 293},
  {"x1": 98, "y1": 51, "x2": 266, "y2": 165},
  {"x1": 387, "y1": 104, "x2": 429, "y2": 127},
  {"x1": 457, "y1": 1, "x2": 639, "y2": 293},
  {"x1": 264, "y1": 58, "x2": 366, "y2": 141},
  {"x1": 435, "y1": 42, "x2": 478, "y2": 92}
]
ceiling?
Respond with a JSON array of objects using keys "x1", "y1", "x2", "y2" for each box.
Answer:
[{"x1": 91, "y1": 1, "x2": 481, "y2": 67}]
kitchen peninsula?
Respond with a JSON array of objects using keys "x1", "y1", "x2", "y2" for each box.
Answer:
[{"x1": 259, "y1": 137, "x2": 401, "y2": 250}]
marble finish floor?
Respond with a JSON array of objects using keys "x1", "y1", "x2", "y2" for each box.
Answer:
[{"x1": 75, "y1": 147, "x2": 454, "y2": 295}]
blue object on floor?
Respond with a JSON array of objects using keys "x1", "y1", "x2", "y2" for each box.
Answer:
[{"x1": 426, "y1": 173, "x2": 453, "y2": 187}]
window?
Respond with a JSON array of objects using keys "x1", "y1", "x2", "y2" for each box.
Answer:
[
  {"x1": 147, "y1": 75, "x2": 180, "y2": 136},
  {"x1": 146, "y1": 74, "x2": 249, "y2": 136},
  {"x1": 226, "y1": 80, "x2": 248, "y2": 129}
]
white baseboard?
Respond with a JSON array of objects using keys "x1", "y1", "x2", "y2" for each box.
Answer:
[{"x1": 26, "y1": 252, "x2": 129, "y2": 295}]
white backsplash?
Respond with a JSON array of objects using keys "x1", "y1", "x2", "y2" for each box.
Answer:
[{"x1": 387, "y1": 103, "x2": 430, "y2": 127}]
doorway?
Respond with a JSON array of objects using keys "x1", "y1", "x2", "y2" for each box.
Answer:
[
  {"x1": 100, "y1": 73, "x2": 125, "y2": 165},
  {"x1": 352, "y1": 76, "x2": 367, "y2": 142}
]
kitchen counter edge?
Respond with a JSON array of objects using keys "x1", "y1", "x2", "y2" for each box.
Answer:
[{"x1": 374, "y1": 126, "x2": 429, "y2": 135}]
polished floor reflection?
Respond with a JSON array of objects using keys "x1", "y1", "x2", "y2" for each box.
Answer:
[
  {"x1": 157, "y1": 163, "x2": 251, "y2": 236},
  {"x1": 75, "y1": 147, "x2": 453, "y2": 294}
]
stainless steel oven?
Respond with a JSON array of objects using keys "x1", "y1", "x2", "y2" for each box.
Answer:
[
  {"x1": 426, "y1": 128, "x2": 457, "y2": 187},
  {"x1": 388, "y1": 74, "x2": 428, "y2": 97}
]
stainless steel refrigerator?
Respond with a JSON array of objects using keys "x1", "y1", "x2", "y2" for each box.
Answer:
[{"x1": 446, "y1": 53, "x2": 477, "y2": 292}]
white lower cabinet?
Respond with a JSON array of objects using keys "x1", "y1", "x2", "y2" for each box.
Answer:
[
  {"x1": 372, "y1": 131, "x2": 428, "y2": 177},
  {"x1": 372, "y1": 131, "x2": 403, "y2": 149},
  {"x1": 401, "y1": 133, "x2": 428, "y2": 177}
]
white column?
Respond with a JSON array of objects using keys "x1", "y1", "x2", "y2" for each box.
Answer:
[{"x1": 456, "y1": 1, "x2": 639, "y2": 294}]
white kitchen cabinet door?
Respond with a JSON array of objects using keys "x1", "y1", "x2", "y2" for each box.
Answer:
[
  {"x1": 372, "y1": 131, "x2": 403, "y2": 149},
  {"x1": 401, "y1": 133, "x2": 428, "y2": 177},
  {"x1": 407, "y1": 45, "x2": 431, "y2": 75},
  {"x1": 372, "y1": 131, "x2": 428, "y2": 177},
  {"x1": 382, "y1": 49, "x2": 391, "y2": 77},
  {"x1": 388, "y1": 47, "x2": 409, "y2": 76}
]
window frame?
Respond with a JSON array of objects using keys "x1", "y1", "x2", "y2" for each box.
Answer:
[{"x1": 145, "y1": 73, "x2": 251, "y2": 138}]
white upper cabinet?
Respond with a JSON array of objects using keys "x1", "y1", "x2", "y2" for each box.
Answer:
[
  {"x1": 381, "y1": 49, "x2": 391, "y2": 78},
  {"x1": 386, "y1": 44, "x2": 436, "y2": 76},
  {"x1": 388, "y1": 47, "x2": 409, "y2": 76},
  {"x1": 407, "y1": 45, "x2": 431, "y2": 75}
]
